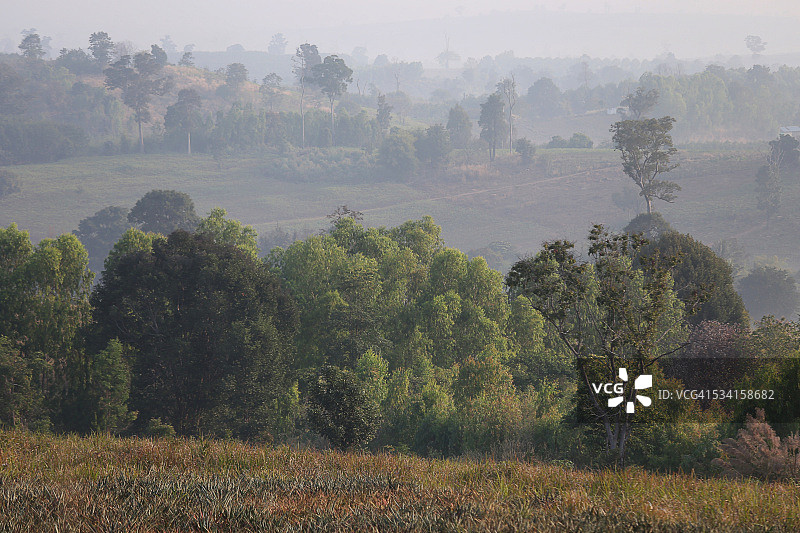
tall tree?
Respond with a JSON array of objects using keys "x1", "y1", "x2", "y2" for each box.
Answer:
[
  {"x1": 376, "y1": 93, "x2": 392, "y2": 135},
  {"x1": 260, "y1": 73, "x2": 283, "y2": 112},
  {"x1": 104, "y1": 52, "x2": 173, "y2": 152},
  {"x1": 497, "y1": 75, "x2": 517, "y2": 153},
  {"x1": 268, "y1": 33, "x2": 288, "y2": 55},
  {"x1": 310, "y1": 55, "x2": 353, "y2": 144},
  {"x1": 446, "y1": 104, "x2": 472, "y2": 148},
  {"x1": 90, "y1": 230, "x2": 299, "y2": 437},
  {"x1": 610, "y1": 117, "x2": 680, "y2": 215},
  {"x1": 18, "y1": 33, "x2": 44, "y2": 60},
  {"x1": 292, "y1": 43, "x2": 321, "y2": 148},
  {"x1": 506, "y1": 226, "x2": 686, "y2": 461},
  {"x1": 745, "y1": 35, "x2": 767, "y2": 58},
  {"x1": 165, "y1": 88, "x2": 202, "y2": 154},
  {"x1": 0, "y1": 224, "x2": 93, "y2": 430},
  {"x1": 479, "y1": 93, "x2": 505, "y2": 162},
  {"x1": 88, "y1": 31, "x2": 114, "y2": 66}
]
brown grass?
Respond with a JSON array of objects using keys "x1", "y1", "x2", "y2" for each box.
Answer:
[{"x1": 1, "y1": 430, "x2": 798, "y2": 531}]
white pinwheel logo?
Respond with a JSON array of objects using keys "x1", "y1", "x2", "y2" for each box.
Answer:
[{"x1": 607, "y1": 367, "x2": 652, "y2": 413}]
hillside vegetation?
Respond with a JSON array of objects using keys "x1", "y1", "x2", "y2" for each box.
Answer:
[
  {"x1": 1, "y1": 431, "x2": 797, "y2": 532},
  {"x1": 2, "y1": 146, "x2": 792, "y2": 270}
]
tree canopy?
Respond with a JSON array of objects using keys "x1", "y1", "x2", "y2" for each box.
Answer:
[{"x1": 611, "y1": 117, "x2": 680, "y2": 215}]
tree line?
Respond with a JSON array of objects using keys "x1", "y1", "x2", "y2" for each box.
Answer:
[{"x1": 3, "y1": 194, "x2": 800, "y2": 471}]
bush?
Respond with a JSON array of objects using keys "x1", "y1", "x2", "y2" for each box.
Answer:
[
  {"x1": 713, "y1": 408, "x2": 800, "y2": 480},
  {"x1": 513, "y1": 138, "x2": 536, "y2": 164}
]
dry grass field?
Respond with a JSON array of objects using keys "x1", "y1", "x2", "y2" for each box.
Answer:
[{"x1": 1, "y1": 430, "x2": 798, "y2": 532}]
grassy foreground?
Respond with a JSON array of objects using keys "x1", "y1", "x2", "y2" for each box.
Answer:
[{"x1": 0, "y1": 431, "x2": 797, "y2": 532}]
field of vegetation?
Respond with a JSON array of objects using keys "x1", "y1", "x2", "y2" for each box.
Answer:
[
  {"x1": 4, "y1": 144, "x2": 796, "y2": 269},
  {"x1": 1, "y1": 430, "x2": 798, "y2": 532}
]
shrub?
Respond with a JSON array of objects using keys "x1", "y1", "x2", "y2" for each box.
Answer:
[
  {"x1": 513, "y1": 138, "x2": 536, "y2": 164},
  {"x1": 713, "y1": 408, "x2": 800, "y2": 480}
]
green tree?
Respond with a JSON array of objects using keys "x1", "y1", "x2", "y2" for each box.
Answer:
[
  {"x1": 506, "y1": 226, "x2": 686, "y2": 461},
  {"x1": 292, "y1": 43, "x2": 321, "y2": 148},
  {"x1": 569, "y1": 132, "x2": 593, "y2": 148},
  {"x1": 89, "y1": 31, "x2": 114, "y2": 66},
  {"x1": 178, "y1": 51, "x2": 194, "y2": 67},
  {"x1": 378, "y1": 130, "x2": 418, "y2": 180},
  {"x1": 164, "y1": 88, "x2": 202, "y2": 154},
  {"x1": 18, "y1": 33, "x2": 44, "y2": 60},
  {"x1": 769, "y1": 134, "x2": 800, "y2": 176},
  {"x1": 150, "y1": 44, "x2": 168, "y2": 66},
  {"x1": 646, "y1": 232, "x2": 749, "y2": 327},
  {"x1": 74, "y1": 206, "x2": 131, "y2": 275},
  {"x1": 446, "y1": 104, "x2": 471, "y2": 148},
  {"x1": 311, "y1": 55, "x2": 353, "y2": 145},
  {"x1": 127, "y1": 190, "x2": 199, "y2": 235},
  {"x1": 268, "y1": 33, "x2": 288, "y2": 55},
  {"x1": 104, "y1": 52, "x2": 173, "y2": 151},
  {"x1": 306, "y1": 365, "x2": 379, "y2": 449},
  {"x1": 738, "y1": 266, "x2": 800, "y2": 321},
  {"x1": 414, "y1": 124, "x2": 451, "y2": 168},
  {"x1": 526, "y1": 77, "x2": 565, "y2": 118},
  {"x1": 260, "y1": 73, "x2": 283, "y2": 112},
  {"x1": 376, "y1": 94, "x2": 392, "y2": 135},
  {"x1": 195, "y1": 207, "x2": 259, "y2": 260},
  {"x1": 745, "y1": 35, "x2": 767, "y2": 58},
  {"x1": 225, "y1": 62, "x2": 249, "y2": 88},
  {"x1": 0, "y1": 225, "x2": 93, "y2": 430},
  {"x1": 479, "y1": 93, "x2": 505, "y2": 161},
  {"x1": 621, "y1": 87, "x2": 660, "y2": 119},
  {"x1": 624, "y1": 212, "x2": 673, "y2": 240},
  {"x1": 84, "y1": 339, "x2": 135, "y2": 433},
  {"x1": 610, "y1": 117, "x2": 680, "y2": 215},
  {"x1": 91, "y1": 230, "x2": 299, "y2": 437}
]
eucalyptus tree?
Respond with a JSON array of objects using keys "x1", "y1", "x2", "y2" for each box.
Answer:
[
  {"x1": 311, "y1": 55, "x2": 353, "y2": 145},
  {"x1": 292, "y1": 43, "x2": 321, "y2": 148},
  {"x1": 104, "y1": 51, "x2": 173, "y2": 151}
]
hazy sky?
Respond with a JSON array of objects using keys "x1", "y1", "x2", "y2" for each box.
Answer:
[{"x1": 3, "y1": 1, "x2": 799, "y2": 61}]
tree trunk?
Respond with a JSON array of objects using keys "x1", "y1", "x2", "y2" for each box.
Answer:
[
  {"x1": 645, "y1": 195, "x2": 653, "y2": 215},
  {"x1": 330, "y1": 98, "x2": 335, "y2": 146},
  {"x1": 509, "y1": 112, "x2": 513, "y2": 154},
  {"x1": 138, "y1": 120, "x2": 144, "y2": 153},
  {"x1": 300, "y1": 84, "x2": 305, "y2": 148},
  {"x1": 187, "y1": 131, "x2": 191, "y2": 155}
]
